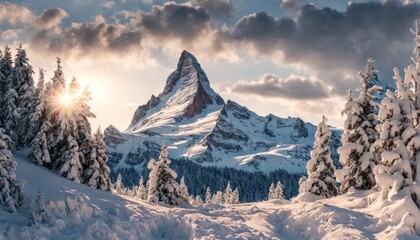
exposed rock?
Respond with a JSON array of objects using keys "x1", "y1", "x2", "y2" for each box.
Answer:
[
  {"x1": 129, "y1": 95, "x2": 160, "y2": 129},
  {"x1": 292, "y1": 118, "x2": 308, "y2": 139},
  {"x1": 104, "y1": 125, "x2": 126, "y2": 147}
]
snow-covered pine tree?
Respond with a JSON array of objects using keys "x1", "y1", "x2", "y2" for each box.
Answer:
[
  {"x1": 30, "y1": 121, "x2": 51, "y2": 166},
  {"x1": 196, "y1": 195, "x2": 203, "y2": 205},
  {"x1": 114, "y1": 173, "x2": 124, "y2": 194},
  {"x1": 29, "y1": 69, "x2": 51, "y2": 166},
  {"x1": 189, "y1": 195, "x2": 197, "y2": 205},
  {"x1": 70, "y1": 79, "x2": 96, "y2": 171},
  {"x1": 336, "y1": 60, "x2": 381, "y2": 193},
  {"x1": 268, "y1": 183, "x2": 275, "y2": 200},
  {"x1": 275, "y1": 181, "x2": 284, "y2": 200},
  {"x1": 373, "y1": 69, "x2": 414, "y2": 200},
  {"x1": 45, "y1": 58, "x2": 68, "y2": 159},
  {"x1": 137, "y1": 176, "x2": 147, "y2": 200},
  {"x1": 231, "y1": 188, "x2": 239, "y2": 204},
  {"x1": 28, "y1": 190, "x2": 51, "y2": 226},
  {"x1": 59, "y1": 136, "x2": 82, "y2": 183},
  {"x1": 205, "y1": 187, "x2": 212, "y2": 204},
  {"x1": 83, "y1": 127, "x2": 111, "y2": 191},
  {"x1": 131, "y1": 186, "x2": 138, "y2": 197},
  {"x1": 146, "y1": 144, "x2": 189, "y2": 205},
  {"x1": 402, "y1": 21, "x2": 420, "y2": 184},
  {"x1": 0, "y1": 46, "x2": 13, "y2": 129},
  {"x1": 180, "y1": 176, "x2": 190, "y2": 200},
  {"x1": 212, "y1": 191, "x2": 223, "y2": 205},
  {"x1": 299, "y1": 116, "x2": 338, "y2": 198},
  {"x1": 13, "y1": 45, "x2": 35, "y2": 147},
  {"x1": 0, "y1": 129, "x2": 24, "y2": 213},
  {"x1": 2, "y1": 46, "x2": 19, "y2": 152},
  {"x1": 224, "y1": 182, "x2": 233, "y2": 204}
]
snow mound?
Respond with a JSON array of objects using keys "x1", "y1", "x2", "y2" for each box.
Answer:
[{"x1": 2, "y1": 151, "x2": 420, "y2": 239}]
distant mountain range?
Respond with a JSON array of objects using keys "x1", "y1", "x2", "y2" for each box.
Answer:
[{"x1": 104, "y1": 51, "x2": 345, "y2": 175}]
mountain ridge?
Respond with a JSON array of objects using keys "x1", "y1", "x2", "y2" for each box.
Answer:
[{"x1": 106, "y1": 50, "x2": 342, "y2": 174}]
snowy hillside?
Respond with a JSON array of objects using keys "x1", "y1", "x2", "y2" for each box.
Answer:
[
  {"x1": 105, "y1": 51, "x2": 342, "y2": 175},
  {"x1": 2, "y1": 151, "x2": 416, "y2": 240}
]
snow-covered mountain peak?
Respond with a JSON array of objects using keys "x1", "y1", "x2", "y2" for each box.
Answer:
[
  {"x1": 127, "y1": 50, "x2": 224, "y2": 133},
  {"x1": 107, "y1": 51, "x2": 341, "y2": 174}
]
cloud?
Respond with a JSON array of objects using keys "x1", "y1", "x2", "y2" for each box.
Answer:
[
  {"x1": 0, "y1": 3, "x2": 34, "y2": 25},
  {"x1": 189, "y1": 0, "x2": 233, "y2": 18},
  {"x1": 224, "y1": 1, "x2": 420, "y2": 94},
  {"x1": 139, "y1": 2, "x2": 211, "y2": 42},
  {"x1": 229, "y1": 74, "x2": 330, "y2": 100},
  {"x1": 37, "y1": 7, "x2": 68, "y2": 29},
  {"x1": 280, "y1": 0, "x2": 302, "y2": 11}
]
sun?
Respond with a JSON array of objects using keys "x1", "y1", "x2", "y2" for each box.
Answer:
[{"x1": 59, "y1": 94, "x2": 73, "y2": 107}]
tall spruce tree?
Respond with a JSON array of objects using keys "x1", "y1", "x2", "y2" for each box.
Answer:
[
  {"x1": 336, "y1": 59, "x2": 381, "y2": 193},
  {"x1": 0, "y1": 46, "x2": 13, "y2": 128},
  {"x1": 29, "y1": 69, "x2": 51, "y2": 166},
  {"x1": 373, "y1": 69, "x2": 414, "y2": 200},
  {"x1": 0, "y1": 129, "x2": 24, "y2": 213},
  {"x1": 2, "y1": 46, "x2": 19, "y2": 152},
  {"x1": 205, "y1": 187, "x2": 212, "y2": 204},
  {"x1": 299, "y1": 117, "x2": 338, "y2": 198},
  {"x1": 83, "y1": 127, "x2": 111, "y2": 191},
  {"x1": 147, "y1": 144, "x2": 189, "y2": 205},
  {"x1": 13, "y1": 45, "x2": 35, "y2": 147},
  {"x1": 137, "y1": 176, "x2": 147, "y2": 200}
]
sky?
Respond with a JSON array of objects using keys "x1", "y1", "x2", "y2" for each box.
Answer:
[{"x1": 0, "y1": 0, "x2": 419, "y2": 130}]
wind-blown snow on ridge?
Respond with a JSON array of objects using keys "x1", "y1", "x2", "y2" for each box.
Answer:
[{"x1": 105, "y1": 50, "x2": 341, "y2": 174}]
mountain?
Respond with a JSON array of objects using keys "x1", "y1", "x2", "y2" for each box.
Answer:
[{"x1": 105, "y1": 50, "x2": 342, "y2": 175}]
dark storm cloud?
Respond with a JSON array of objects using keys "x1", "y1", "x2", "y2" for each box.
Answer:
[
  {"x1": 230, "y1": 74, "x2": 330, "y2": 100},
  {"x1": 37, "y1": 7, "x2": 67, "y2": 29},
  {"x1": 226, "y1": 1, "x2": 420, "y2": 94},
  {"x1": 140, "y1": 2, "x2": 211, "y2": 41},
  {"x1": 189, "y1": 0, "x2": 234, "y2": 18}
]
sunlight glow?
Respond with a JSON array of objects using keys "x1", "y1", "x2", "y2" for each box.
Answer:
[{"x1": 60, "y1": 94, "x2": 73, "y2": 106}]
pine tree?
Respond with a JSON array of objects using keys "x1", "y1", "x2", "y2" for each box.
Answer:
[
  {"x1": 30, "y1": 121, "x2": 51, "y2": 166},
  {"x1": 179, "y1": 176, "x2": 190, "y2": 200},
  {"x1": 146, "y1": 144, "x2": 189, "y2": 205},
  {"x1": 337, "y1": 60, "x2": 381, "y2": 193},
  {"x1": 29, "y1": 69, "x2": 51, "y2": 166},
  {"x1": 231, "y1": 188, "x2": 239, "y2": 204},
  {"x1": 402, "y1": 21, "x2": 420, "y2": 185},
  {"x1": 0, "y1": 129, "x2": 24, "y2": 213},
  {"x1": 275, "y1": 181, "x2": 284, "y2": 199},
  {"x1": 28, "y1": 190, "x2": 51, "y2": 226},
  {"x1": 2, "y1": 48, "x2": 19, "y2": 152},
  {"x1": 299, "y1": 117, "x2": 338, "y2": 198},
  {"x1": 114, "y1": 173, "x2": 124, "y2": 194},
  {"x1": 137, "y1": 176, "x2": 147, "y2": 200},
  {"x1": 59, "y1": 136, "x2": 82, "y2": 183},
  {"x1": 224, "y1": 182, "x2": 233, "y2": 204},
  {"x1": 131, "y1": 186, "x2": 138, "y2": 197},
  {"x1": 196, "y1": 195, "x2": 204, "y2": 205},
  {"x1": 205, "y1": 187, "x2": 212, "y2": 204},
  {"x1": 373, "y1": 69, "x2": 414, "y2": 199},
  {"x1": 212, "y1": 191, "x2": 223, "y2": 204},
  {"x1": 0, "y1": 46, "x2": 13, "y2": 129},
  {"x1": 83, "y1": 127, "x2": 111, "y2": 191},
  {"x1": 268, "y1": 183, "x2": 275, "y2": 200},
  {"x1": 13, "y1": 44, "x2": 35, "y2": 147}
]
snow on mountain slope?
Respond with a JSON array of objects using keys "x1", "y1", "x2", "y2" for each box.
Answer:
[
  {"x1": 2, "y1": 151, "x2": 416, "y2": 239},
  {"x1": 127, "y1": 50, "x2": 224, "y2": 134},
  {"x1": 105, "y1": 50, "x2": 342, "y2": 174}
]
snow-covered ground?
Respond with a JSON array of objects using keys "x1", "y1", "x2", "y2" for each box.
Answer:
[{"x1": 1, "y1": 150, "x2": 418, "y2": 240}]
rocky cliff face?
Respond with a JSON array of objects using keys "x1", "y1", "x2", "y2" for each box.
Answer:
[{"x1": 105, "y1": 51, "x2": 342, "y2": 174}]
